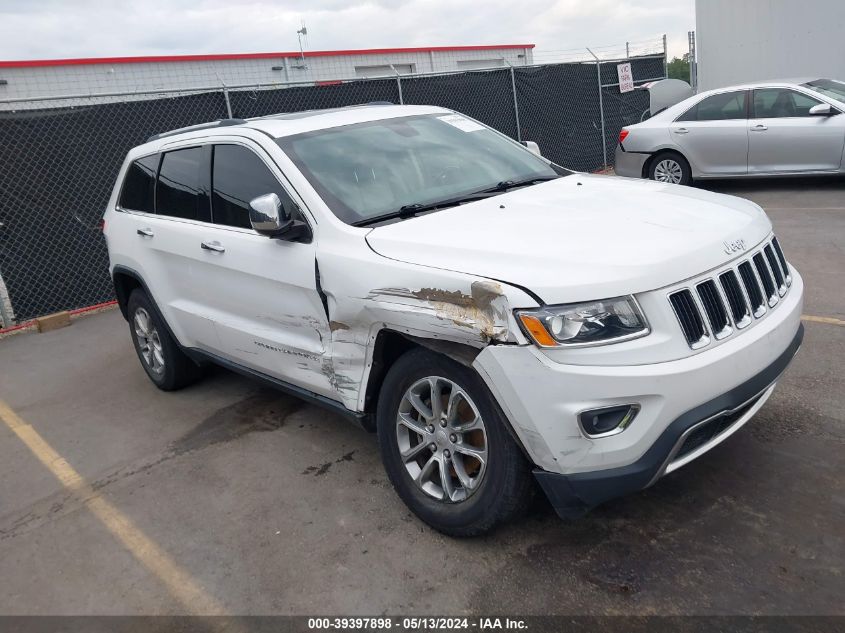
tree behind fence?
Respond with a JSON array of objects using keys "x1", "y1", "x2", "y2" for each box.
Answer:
[{"x1": 0, "y1": 56, "x2": 662, "y2": 323}]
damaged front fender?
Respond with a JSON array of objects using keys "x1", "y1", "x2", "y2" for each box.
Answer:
[{"x1": 315, "y1": 252, "x2": 539, "y2": 412}]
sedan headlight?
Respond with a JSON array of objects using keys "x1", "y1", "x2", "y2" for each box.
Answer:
[{"x1": 516, "y1": 296, "x2": 649, "y2": 348}]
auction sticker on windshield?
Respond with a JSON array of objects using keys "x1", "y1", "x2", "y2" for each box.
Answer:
[{"x1": 438, "y1": 114, "x2": 485, "y2": 132}]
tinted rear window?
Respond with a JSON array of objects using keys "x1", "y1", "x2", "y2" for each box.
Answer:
[
  {"x1": 119, "y1": 154, "x2": 159, "y2": 212},
  {"x1": 156, "y1": 147, "x2": 210, "y2": 221}
]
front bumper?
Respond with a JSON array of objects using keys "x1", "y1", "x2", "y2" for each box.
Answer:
[
  {"x1": 535, "y1": 325, "x2": 801, "y2": 517},
  {"x1": 614, "y1": 145, "x2": 649, "y2": 178},
  {"x1": 473, "y1": 270, "x2": 804, "y2": 516}
]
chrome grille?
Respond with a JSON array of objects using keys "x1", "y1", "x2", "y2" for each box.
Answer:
[
  {"x1": 738, "y1": 261, "x2": 765, "y2": 317},
  {"x1": 764, "y1": 244, "x2": 786, "y2": 295},
  {"x1": 668, "y1": 236, "x2": 792, "y2": 349},
  {"x1": 669, "y1": 290, "x2": 709, "y2": 349},
  {"x1": 696, "y1": 279, "x2": 731, "y2": 339},
  {"x1": 753, "y1": 252, "x2": 777, "y2": 306},
  {"x1": 718, "y1": 270, "x2": 751, "y2": 329}
]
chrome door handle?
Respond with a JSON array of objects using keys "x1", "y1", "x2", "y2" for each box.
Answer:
[
  {"x1": 201, "y1": 240, "x2": 225, "y2": 253},
  {"x1": 673, "y1": 127, "x2": 689, "y2": 134},
  {"x1": 751, "y1": 124, "x2": 768, "y2": 131},
  {"x1": 136, "y1": 227, "x2": 154, "y2": 237}
]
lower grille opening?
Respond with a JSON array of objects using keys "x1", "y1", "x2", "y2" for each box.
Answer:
[{"x1": 674, "y1": 395, "x2": 763, "y2": 461}]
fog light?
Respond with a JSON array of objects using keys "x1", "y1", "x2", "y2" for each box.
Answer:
[{"x1": 579, "y1": 404, "x2": 640, "y2": 438}]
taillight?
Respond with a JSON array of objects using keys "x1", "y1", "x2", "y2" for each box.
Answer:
[{"x1": 618, "y1": 129, "x2": 629, "y2": 145}]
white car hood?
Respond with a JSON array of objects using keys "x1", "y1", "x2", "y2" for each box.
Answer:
[{"x1": 365, "y1": 175, "x2": 773, "y2": 305}]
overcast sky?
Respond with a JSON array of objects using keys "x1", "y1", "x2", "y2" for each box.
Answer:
[{"x1": 0, "y1": 0, "x2": 695, "y2": 62}]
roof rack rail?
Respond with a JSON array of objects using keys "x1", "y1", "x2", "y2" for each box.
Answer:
[{"x1": 146, "y1": 118, "x2": 248, "y2": 143}]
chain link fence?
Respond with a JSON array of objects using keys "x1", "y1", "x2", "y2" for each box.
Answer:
[{"x1": 0, "y1": 54, "x2": 664, "y2": 327}]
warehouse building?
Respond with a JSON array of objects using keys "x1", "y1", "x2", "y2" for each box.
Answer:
[
  {"x1": 0, "y1": 44, "x2": 535, "y2": 100},
  {"x1": 695, "y1": 0, "x2": 845, "y2": 91}
]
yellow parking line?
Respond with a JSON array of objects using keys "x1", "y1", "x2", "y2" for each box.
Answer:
[
  {"x1": 0, "y1": 399, "x2": 226, "y2": 615},
  {"x1": 802, "y1": 315, "x2": 845, "y2": 327}
]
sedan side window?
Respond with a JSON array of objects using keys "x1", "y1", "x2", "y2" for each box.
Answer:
[
  {"x1": 678, "y1": 91, "x2": 748, "y2": 122},
  {"x1": 156, "y1": 147, "x2": 211, "y2": 221},
  {"x1": 211, "y1": 144, "x2": 297, "y2": 229},
  {"x1": 753, "y1": 89, "x2": 823, "y2": 118}
]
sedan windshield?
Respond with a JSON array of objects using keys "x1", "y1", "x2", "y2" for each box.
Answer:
[
  {"x1": 276, "y1": 113, "x2": 563, "y2": 225},
  {"x1": 802, "y1": 79, "x2": 845, "y2": 103}
]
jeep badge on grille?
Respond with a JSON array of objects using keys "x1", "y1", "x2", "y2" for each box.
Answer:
[{"x1": 723, "y1": 239, "x2": 747, "y2": 255}]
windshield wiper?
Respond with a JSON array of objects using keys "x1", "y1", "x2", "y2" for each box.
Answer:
[
  {"x1": 483, "y1": 175, "x2": 560, "y2": 193},
  {"x1": 353, "y1": 202, "x2": 447, "y2": 227},
  {"x1": 353, "y1": 175, "x2": 562, "y2": 227},
  {"x1": 353, "y1": 193, "x2": 493, "y2": 227}
]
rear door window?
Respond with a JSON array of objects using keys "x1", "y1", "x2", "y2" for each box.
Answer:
[
  {"x1": 118, "y1": 154, "x2": 159, "y2": 212},
  {"x1": 678, "y1": 91, "x2": 748, "y2": 122},
  {"x1": 155, "y1": 147, "x2": 210, "y2": 221},
  {"x1": 211, "y1": 144, "x2": 294, "y2": 229}
]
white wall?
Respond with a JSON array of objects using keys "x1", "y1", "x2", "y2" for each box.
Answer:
[
  {"x1": 696, "y1": 0, "x2": 845, "y2": 91},
  {"x1": 0, "y1": 47, "x2": 534, "y2": 102}
]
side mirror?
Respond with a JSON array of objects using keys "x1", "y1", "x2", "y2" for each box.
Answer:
[
  {"x1": 521, "y1": 140, "x2": 542, "y2": 157},
  {"x1": 809, "y1": 103, "x2": 834, "y2": 116},
  {"x1": 248, "y1": 193, "x2": 308, "y2": 241}
]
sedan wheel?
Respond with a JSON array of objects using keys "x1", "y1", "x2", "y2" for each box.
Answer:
[{"x1": 653, "y1": 158, "x2": 684, "y2": 184}]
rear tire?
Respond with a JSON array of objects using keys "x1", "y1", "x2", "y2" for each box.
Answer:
[
  {"x1": 377, "y1": 348, "x2": 533, "y2": 536},
  {"x1": 648, "y1": 151, "x2": 692, "y2": 186},
  {"x1": 127, "y1": 289, "x2": 203, "y2": 391}
]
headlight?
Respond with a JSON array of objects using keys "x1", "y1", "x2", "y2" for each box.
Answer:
[{"x1": 516, "y1": 295, "x2": 649, "y2": 348}]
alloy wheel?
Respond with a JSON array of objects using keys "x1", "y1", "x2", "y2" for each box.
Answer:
[
  {"x1": 133, "y1": 307, "x2": 165, "y2": 375},
  {"x1": 653, "y1": 159, "x2": 684, "y2": 184},
  {"x1": 395, "y1": 376, "x2": 488, "y2": 503}
]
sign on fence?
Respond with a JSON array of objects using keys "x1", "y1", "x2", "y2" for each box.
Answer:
[{"x1": 617, "y1": 62, "x2": 634, "y2": 93}]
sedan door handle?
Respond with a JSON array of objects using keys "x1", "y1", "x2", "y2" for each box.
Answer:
[
  {"x1": 751, "y1": 124, "x2": 768, "y2": 131},
  {"x1": 201, "y1": 240, "x2": 225, "y2": 253},
  {"x1": 673, "y1": 127, "x2": 689, "y2": 134},
  {"x1": 136, "y1": 227, "x2": 154, "y2": 237}
]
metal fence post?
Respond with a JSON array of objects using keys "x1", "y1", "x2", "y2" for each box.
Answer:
[
  {"x1": 663, "y1": 34, "x2": 668, "y2": 78},
  {"x1": 222, "y1": 87, "x2": 233, "y2": 118},
  {"x1": 586, "y1": 48, "x2": 607, "y2": 168},
  {"x1": 688, "y1": 31, "x2": 698, "y2": 91},
  {"x1": 0, "y1": 265, "x2": 15, "y2": 328},
  {"x1": 509, "y1": 65, "x2": 522, "y2": 142},
  {"x1": 390, "y1": 65, "x2": 404, "y2": 104}
]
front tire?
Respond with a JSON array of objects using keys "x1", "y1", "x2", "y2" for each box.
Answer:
[
  {"x1": 648, "y1": 151, "x2": 692, "y2": 186},
  {"x1": 377, "y1": 349, "x2": 533, "y2": 536},
  {"x1": 127, "y1": 289, "x2": 202, "y2": 391}
]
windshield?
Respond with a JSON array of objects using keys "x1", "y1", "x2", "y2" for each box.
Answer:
[
  {"x1": 802, "y1": 79, "x2": 845, "y2": 103},
  {"x1": 276, "y1": 113, "x2": 563, "y2": 225}
]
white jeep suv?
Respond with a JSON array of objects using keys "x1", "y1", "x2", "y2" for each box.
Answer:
[{"x1": 104, "y1": 104, "x2": 804, "y2": 536}]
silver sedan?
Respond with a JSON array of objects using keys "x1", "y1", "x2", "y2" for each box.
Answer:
[{"x1": 615, "y1": 78, "x2": 845, "y2": 185}]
